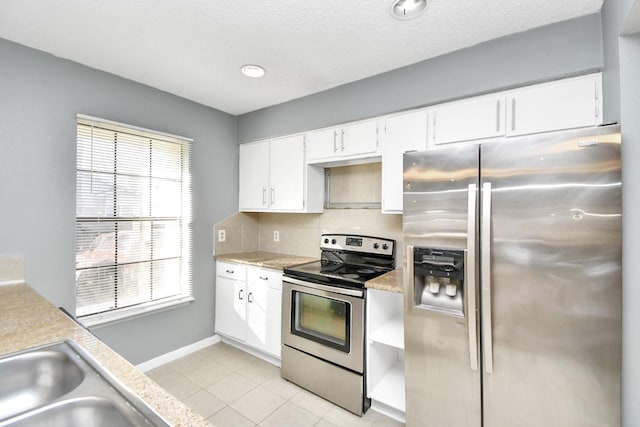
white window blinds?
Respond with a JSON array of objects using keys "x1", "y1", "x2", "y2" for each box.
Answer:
[{"x1": 75, "y1": 116, "x2": 193, "y2": 324}]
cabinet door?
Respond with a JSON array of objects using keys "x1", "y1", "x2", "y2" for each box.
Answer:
[
  {"x1": 507, "y1": 75, "x2": 601, "y2": 136},
  {"x1": 431, "y1": 94, "x2": 505, "y2": 145},
  {"x1": 239, "y1": 140, "x2": 270, "y2": 211},
  {"x1": 342, "y1": 120, "x2": 379, "y2": 157},
  {"x1": 269, "y1": 135, "x2": 305, "y2": 210},
  {"x1": 264, "y1": 287, "x2": 282, "y2": 357},
  {"x1": 307, "y1": 128, "x2": 339, "y2": 162},
  {"x1": 246, "y1": 283, "x2": 282, "y2": 357},
  {"x1": 381, "y1": 111, "x2": 428, "y2": 214},
  {"x1": 246, "y1": 267, "x2": 282, "y2": 357},
  {"x1": 214, "y1": 276, "x2": 246, "y2": 341}
]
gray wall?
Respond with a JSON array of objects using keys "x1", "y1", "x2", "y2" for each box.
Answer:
[
  {"x1": 0, "y1": 38, "x2": 239, "y2": 364},
  {"x1": 237, "y1": 13, "x2": 604, "y2": 143}
]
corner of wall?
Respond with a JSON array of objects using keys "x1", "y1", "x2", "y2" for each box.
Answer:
[{"x1": 213, "y1": 212, "x2": 260, "y2": 255}]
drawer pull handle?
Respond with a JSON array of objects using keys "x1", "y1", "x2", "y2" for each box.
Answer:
[
  {"x1": 259, "y1": 276, "x2": 269, "y2": 280},
  {"x1": 238, "y1": 289, "x2": 244, "y2": 300},
  {"x1": 226, "y1": 269, "x2": 234, "y2": 274}
]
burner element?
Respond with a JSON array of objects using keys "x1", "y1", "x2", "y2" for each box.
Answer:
[
  {"x1": 357, "y1": 268, "x2": 375, "y2": 274},
  {"x1": 343, "y1": 273, "x2": 360, "y2": 279}
]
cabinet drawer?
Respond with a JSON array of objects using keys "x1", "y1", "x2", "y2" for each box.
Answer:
[
  {"x1": 248, "y1": 266, "x2": 282, "y2": 290},
  {"x1": 216, "y1": 261, "x2": 246, "y2": 281}
]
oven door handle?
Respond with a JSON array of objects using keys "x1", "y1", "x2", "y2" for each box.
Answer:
[{"x1": 283, "y1": 276, "x2": 365, "y2": 298}]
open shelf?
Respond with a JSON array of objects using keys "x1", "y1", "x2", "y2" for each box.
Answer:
[
  {"x1": 371, "y1": 360, "x2": 405, "y2": 412},
  {"x1": 370, "y1": 315, "x2": 404, "y2": 349}
]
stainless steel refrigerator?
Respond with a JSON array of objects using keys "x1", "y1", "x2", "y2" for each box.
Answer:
[{"x1": 402, "y1": 125, "x2": 621, "y2": 427}]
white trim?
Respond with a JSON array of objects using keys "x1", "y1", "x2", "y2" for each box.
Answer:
[
  {"x1": 80, "y1": 296, "x2": 194, "y2": 328},
  {"x1": 136, "y1": 335, "x2": 221, "y2": 372},
  {"x1": 76, "y1": 113, "x2": 194, "y2": 142},
  {"x1": 0, "y1": 279, "x2": 26, "y2": 287},
  {"x1": 370, "y1": 401, "x2": 406, "y2": 423},
  {"x1": 219, "y1": 337, "x2": 281, "y2": 367}
]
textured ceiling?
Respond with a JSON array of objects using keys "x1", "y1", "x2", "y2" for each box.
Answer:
[{"x1": 0, "y1": 0, "x2": 603, "y2": 115}]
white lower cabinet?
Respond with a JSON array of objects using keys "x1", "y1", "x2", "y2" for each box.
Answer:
[
  {"x1": 366, "y1": 289, "x2": 405, "y2": 422},
  {"x1": 245, "y1": 266, "x2": 282, "y2": 357},
  {"x1": 215, "y1": 261, "x2": 282, "y2": 359}
]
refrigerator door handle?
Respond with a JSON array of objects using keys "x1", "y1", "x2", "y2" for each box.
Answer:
[
  {"x1": 482, "y1": 182, "x2": 494, "y2": 374},
  {"x1": 407, "y1": 244, "x2": 415, "y2": 308},
  {"x1": 467, "y1": 184, "x2": 479, "y2": 371}
]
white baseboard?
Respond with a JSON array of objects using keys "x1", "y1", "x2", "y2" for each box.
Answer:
[
  {"x1": 136, "y1": 335, "x2": 221, "y2": 372},
  {"x1": 370, "y1": 400, "x2": 406, "y2": 424},
  {"x1": 219, "y1": 336, "x2": 281, "y2": 368}
]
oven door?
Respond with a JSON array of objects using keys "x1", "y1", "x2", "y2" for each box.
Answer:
[{"x1": 282, "y1": 276, "x2": 365, "y2": 373}]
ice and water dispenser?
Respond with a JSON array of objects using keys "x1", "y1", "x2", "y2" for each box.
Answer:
[{"x1": 412, "y1": 247, "x2": 465, "y2": 317}]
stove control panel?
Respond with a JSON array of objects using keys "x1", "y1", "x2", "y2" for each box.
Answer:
[{"x1": 320, "y1": 234, "x2": 395, "y2": 257}]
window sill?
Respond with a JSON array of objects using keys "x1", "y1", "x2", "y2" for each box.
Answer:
[{"x1": 78, "y1": 296, "x2": 195, "y2": 329}]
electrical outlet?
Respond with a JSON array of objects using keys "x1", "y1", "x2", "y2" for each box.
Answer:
[
  {"x1": 218, "y1": 229, "x2": 226, "y2": 242},
  {"x1": 273, "y1": 230, "x2": 280, "y2": 242}
]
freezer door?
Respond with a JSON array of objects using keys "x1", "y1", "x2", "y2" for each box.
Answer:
[
  {"x1": 480, "y1": 126, "x2": 622, "y2": 427},
  {"x1": 403, "y1": 145, "x2": 481, "y2": 427}
]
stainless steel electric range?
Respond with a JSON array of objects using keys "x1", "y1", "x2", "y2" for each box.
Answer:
[{"x1": 281, "y1": 234, "x2": 396, "y2": 416}]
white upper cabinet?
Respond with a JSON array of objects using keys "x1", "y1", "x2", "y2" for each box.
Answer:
[
  {"x1": 239, "y1": 134, "x2": 324, "y2": 213},
  {"x1": 239, "y1": 140, "x2": 270, "y2": 210},
  {"x1": 381, "y1": 110, "x2": 428, "y2": 214},
  {"x1": 341, "y1": 120, "x2": 380, "y2": 157},
  {"x1": 306, "y1": 128, "x2": 337, "y2": 161},
  {"x1": 307, "y1": 120, "x2": 381, "y2": 165},
  {"x1": 506, "y1": 74, "x2": 602, "y2": 136},
  {"x1": 427, "y1": 73, "x2": 602, "y2": 147},
  {"x1": 269, "y1": 135, "x2": 305, "y2": 210},
  {"x1": 430, "y1": 94, "x2": 506, "y2": 146}
]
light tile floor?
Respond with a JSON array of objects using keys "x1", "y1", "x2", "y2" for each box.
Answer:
[{"x1": 146, "y1": 342, "x2": 404, "y2": 427}]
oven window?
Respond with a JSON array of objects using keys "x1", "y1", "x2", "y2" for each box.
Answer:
[{"x1": 292, "y1": 291, "x2": 350, "y2": 352}]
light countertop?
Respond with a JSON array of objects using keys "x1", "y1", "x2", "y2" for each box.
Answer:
[
  {"x1": 366, "y1": 269, "x2": 404, "y2": 294},
  {"x1": 214, "y1": 251, "x2": 317, "y2": 270},
  {"x1": 0, "y1": 283, "x2": 210, "y2": 427}
]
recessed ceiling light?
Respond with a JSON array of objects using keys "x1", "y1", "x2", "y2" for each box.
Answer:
[
  {"x1": 391, "y1": 0, "x2": 428, "y2": 20},
  {"x1": 241, "y1": 64, "x2": 266, "y2": 78}
]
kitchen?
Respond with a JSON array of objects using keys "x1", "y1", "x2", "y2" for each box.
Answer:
[{"x1": 1, "y1": 0, "x2": 639, "y2": 426}]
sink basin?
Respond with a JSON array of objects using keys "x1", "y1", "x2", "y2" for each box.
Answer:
[
  {"x1": 1, "y1": 397, "x2": 153, "y2": 427},
  {"x1": 0, "y1": 341, "x2": 169, "y2": 426},
  {"x1": 0, "y1": 350, "x2": 84, "y2": 419}
]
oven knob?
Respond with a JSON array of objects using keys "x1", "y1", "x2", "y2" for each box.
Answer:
[
  {"x1": 331, "y1": 239, "x2": 337, "y2": 244},
  {"x1": 324, "y1": 238, "x2": 330, "y2": 244},
  {"x1": 382, "y1": 243, "x2": 389, "y2": 250},
  {"x1": 373, "y1": 243, "x2": 380, "y2": 249}
]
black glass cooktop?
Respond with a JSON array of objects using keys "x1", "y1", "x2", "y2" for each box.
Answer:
[{"x1": 284, "y1": 260, "x2": 392, "y2": 289}]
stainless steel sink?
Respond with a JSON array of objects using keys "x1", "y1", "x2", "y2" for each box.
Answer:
[
  {"x1": 0, "y1": 341, "x2": 169, "y2": 426},
  {"x1": 2, "y1": 397, "x2": 148, "y2": 427},
  {"x1": 0, "y1": 349, "x2": 85, "y2": 419}
]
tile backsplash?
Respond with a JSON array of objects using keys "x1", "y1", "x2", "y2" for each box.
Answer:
[
  {"x1": 0, "y1": 254, "x2": 25, "y2": 285},
  {"x1": 214, "y1": 162, "x2": 403, "y2": 267}
]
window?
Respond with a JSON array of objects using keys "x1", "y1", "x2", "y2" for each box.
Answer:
[{"x1": 75, "y1": 115, "x2": 193, "y2": 325}]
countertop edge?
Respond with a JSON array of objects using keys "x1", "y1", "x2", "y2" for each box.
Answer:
[
  {"x1": 214, "y1": 251, "x2": 318, "y2": 270},
  {"x1": 0, "y1": 283, "x2": 210, "y2": 427},
  {"x1": 365, "y1": 269, "x2": 404, "y2": 294}
]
